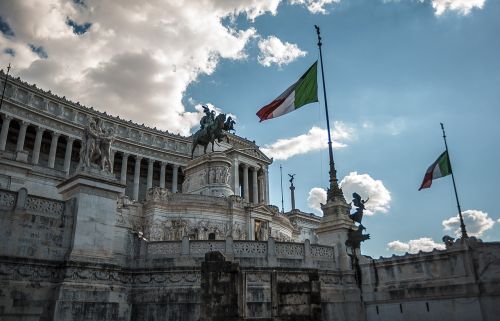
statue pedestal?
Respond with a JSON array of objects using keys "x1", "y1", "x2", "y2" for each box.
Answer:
[
  {"x1": 316, "y1": 196, "x2": 354, "y2": 270},
  {"x1": 57, "y1": 169, "x2": 125, "y2": 263},
  {"x1": 182, "y1": 152, "x2": 233, "y2": 197}
]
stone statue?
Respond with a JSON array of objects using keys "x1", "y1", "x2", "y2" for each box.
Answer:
[
  {"x1": 78, "y1": 116, "x2": 115, "y2": 173},
  {"x1": 191, "y1": 110, "x2": 231, "y2": 158},
  {"x1": 349, "y1": 192, "x2": 369, "y2": 224}
]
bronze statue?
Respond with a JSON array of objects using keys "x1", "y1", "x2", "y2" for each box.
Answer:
[
  {"x1": 191, "y1": 112, "x2": 226, "y2": 158},
  {"x1": 288, "y1": 174, "x2": 295, "y2": 186},
  {"x1": 223, "y1": 116, "x2": 236, "y2": 133},
  {"x1": 349, "y1": 192, "x2": 369, "y2": 224},
  {"x1": 345, "y1": 224, "x2": 370, "y2": 249}
]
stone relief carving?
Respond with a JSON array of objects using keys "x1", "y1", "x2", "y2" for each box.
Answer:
[
  {"x1": 146, "y1": 187, "x2": 170, "y2": 202},
  {"x1": 145, "y1": 218, "x2": 235, "y2": 241},
  {"x1": 0, "y1": 189, "x2": 16, "y2": 208}
]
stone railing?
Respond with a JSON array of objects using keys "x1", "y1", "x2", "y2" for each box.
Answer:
[
  {"x1": 145, "y1": 237, "x2": 337, "y2": 270},
  {"x1": 0, "y1": 188, "x2": 65, "y2": 219}
]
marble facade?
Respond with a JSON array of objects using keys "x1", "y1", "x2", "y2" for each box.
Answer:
[{"x1": 0, "y1": 71, "x2": 499, "y2": 321}]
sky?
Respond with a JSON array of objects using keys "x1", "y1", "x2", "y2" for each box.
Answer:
[{"x1": 1, "y1": 0, "x2": 499, "y2": 257}]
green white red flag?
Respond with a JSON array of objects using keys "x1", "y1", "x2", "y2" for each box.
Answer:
[
  {"x1": 419, "y1": 151, "x2": 452, "y2": 190},
  {"x1": 256, "y1": 61, "x2": 318, "y2": 122}
]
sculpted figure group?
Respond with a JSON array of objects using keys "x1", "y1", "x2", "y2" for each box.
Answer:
[{"x1": 79, "y1": 116, "x2": 115, "y2": 173}]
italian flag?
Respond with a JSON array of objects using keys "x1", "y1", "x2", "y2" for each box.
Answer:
[
  {"x1": 419, "y1": 151, "x2": 452, "y2": 190},
  {"x1": 256, "y1": 61, "x2": 318, "y2": 122}
]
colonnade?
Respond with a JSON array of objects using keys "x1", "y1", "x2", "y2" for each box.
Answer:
[
  {"x1": 0, "y1": 113, "x2": 182, "y2": 201},
  {"x1": 233, "y1": 159, "x2": 269, "y2": 204}
]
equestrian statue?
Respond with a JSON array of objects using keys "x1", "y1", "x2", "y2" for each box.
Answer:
[{"x1": 191, "y1": 105, "x2": 236, "y2": 158}]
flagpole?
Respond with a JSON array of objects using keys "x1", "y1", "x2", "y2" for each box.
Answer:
[
  {"x1": 315, "y1": 25, "x2": 342, "y2": 201},
  {"x1": 0, "y1": 63, "x2": 11, "y2": 111},
  {"x1": 280, "y1": 164, "x2": 285, "y2": 213},
  {"x1": 440, "y1": 123, "x2": 468, "y2": 239}
]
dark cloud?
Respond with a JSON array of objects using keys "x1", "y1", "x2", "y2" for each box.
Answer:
[
  {"x1": 66, "y1": 18, "x2": 92, "y2": 35},
  {"x1": 28, "y1": 44, "x2": 48, "y2": 59},
  {"x1": 0, "y1": 16, "x2": 14, "y2": 37},
  {"x1": 4, "y1": 48, "x2": 15, "y2": 57}
]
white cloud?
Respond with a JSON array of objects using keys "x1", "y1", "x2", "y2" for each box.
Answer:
[
  {"x1": 340, "y1": 172, "x2": 391, "y2": 215},
  {"x1": 290, "y1": 0, "x2": 341, "y2": 14},
  {"x1": 0, "y1": 0, "x2": 283, "y2": 135},
  {"x1": 388, "y1": 237, "x2": 445, "y2": 253},
  {"x1": 384, "y1": 0, "x2": 485, "y2": 16},
  {"x1": 430, "y1": 0, "x2": 485, "y2": 16},
  {"x1": 307, "y1": 187, "x2": 327, "y2": 215},
  {"x1": 261, "y1": 122, "x2": 353, "y2": 160},
  {"x1": 257, "y1": 36, "x2": 307, "y2": 67},
  {"x1": 442, "y1": 209, "x2": 495, "y2": 237}
]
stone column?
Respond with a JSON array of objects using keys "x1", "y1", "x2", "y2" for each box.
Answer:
[
  {"x1": 242, "y1": 164, "x2": 249, "y2": 202},
  {"x1": 133, "y1": 156, "x2": 142, "y2": 200},
  {"x1": 264, "y1": 168, "x2": 270, "y2": 204},
  {"x1": 252, "y1": 167, "x2": 258, "y2": 204},
  {"x1": 160, "y1": 162, "x2": 166, "y2": 188},
  {"x1": 172, "y1": 164, "x2": 179, "y2": 193},
  {"x1": 63, "y1": 137, "x2": 75, "y2": 174},
  {"x1": 147, "y1": 158, "x2": 154, "y2": 190},
  {"x1": 233, "y1": 159, "x2": 240, "y2": 196},
  {"x1": 120, "y1": 153, "x2": 129, "y2": 185},
  {"x1": 16, "y1": 121, "x2": 29, "y2": 152},
  {"x1": 110, "y1": 150, "x2": 116, "y2": 172},
  {"x1": 0, "y1": 114, "x2": 12, "y2": 151},
  {"x1": 48, "y1": 132, "x2": 60, "y2": 169},
  {"x1": 32, "y1": 126, "x2": 44, "y2": 165}
]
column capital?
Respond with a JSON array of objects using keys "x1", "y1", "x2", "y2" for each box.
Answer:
[
  {"x1": 160, "y1": 161, "x2": 168, "y2": 166},
  {"x1": 172, "y1": 163, "x2": 179, "y2": 169},
  {"x1": 2, "y1": 114, "x2": 12, "y2": 121},
  {"x1": 241, "y1": 163, "x2": 248, "y2": 169},
  {"x1": 66, "y1": 136, "x2": 75, "y2": 143},
  {"x1": 51, "y1": 132, "x2": 61, "y2": 138},
  {"x1": 35, "y1": 125, "x2": 45, "y2": 132},
  {"x1": 148, "y1": 158, "x2": 155, "y2": 165},
  {"x1": 135, "y1": 155, "x2": 143, "y2": 161},
  {"x1": 19, "y1": 120, "x2": 30, "y2": 127},
  {"x1": 122, "y1": 152, "x2": 130, "y2": 157}
]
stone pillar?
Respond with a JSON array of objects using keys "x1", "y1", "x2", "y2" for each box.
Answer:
[
  {"x1": 264, "y1": 168, "x2": 270, "y2": 204},
  {"x1": 242, "y1": 164, "x2": 249, "y2": 202},
  {"x1": 133, "y1": 156, "x2": 142, "y2": 200},
  {"x1": 0, "y1": 114, "x2": 12, "y2": 151},
  {"x1": 172, "y1": 164, "x2": 179, "y2": 193},
  {"x1": 32, "y1": 126, "x2": 44, "y2": 165},
  {"x1": 48, "y1": 132, "x2": 60, "y2": 169},
  {"x1": 110, "y1": 150, "x2": 116, "y2": 171},
  {"x1": 63, "y1": 137, "x2": 74, "y2": 174},
  {"x1": 120, "y1": 153, "x2": 129, "y2": 185},
  {"x1": 16, "y1": 120, "x2": 29, "y2": 152},
  {"x1": 233, "y1": 159, "x2": 240, "y2": 196},
  {"x1": 252, "y1": 167, "x2": 258, "y2": 204},
  {"x1": 147, "y1": 158, "x2": 154, "y2": 190},
  {"x1": 160, "y1": 162, "x2": 166, "y2": 188}
]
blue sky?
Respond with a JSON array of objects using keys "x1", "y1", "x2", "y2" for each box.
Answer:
[{"x1": 1, "y1": 0, "x2": 498, "y2": 257}]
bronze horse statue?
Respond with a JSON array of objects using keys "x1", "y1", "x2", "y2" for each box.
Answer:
[{"x1": 191, "y1": 113, "x2": 227, "y2": 158}]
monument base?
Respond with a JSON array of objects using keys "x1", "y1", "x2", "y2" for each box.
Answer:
[{"x1": 57, "y1": 169, "x2": 125, "y2": 263}]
